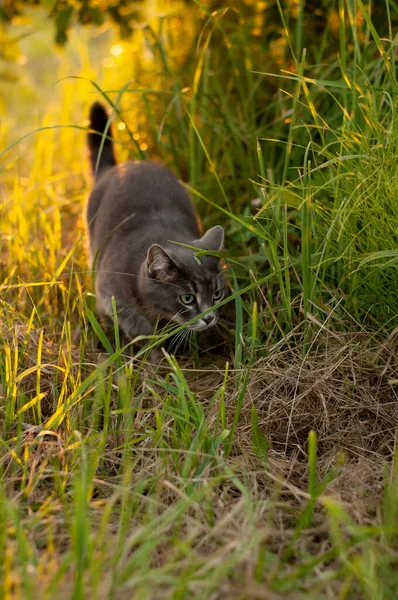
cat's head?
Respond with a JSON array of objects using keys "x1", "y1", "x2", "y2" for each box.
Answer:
[{"x1": 141, "y1": 226, "x2": 225, "y2": 331}]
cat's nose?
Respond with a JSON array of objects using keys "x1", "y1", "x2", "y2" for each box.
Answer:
[{"x1": 202, "y1": 314, "x2": 215, "y2": 326}]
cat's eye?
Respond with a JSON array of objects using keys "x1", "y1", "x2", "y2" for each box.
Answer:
[
  {"x1": 180, "y1": 293, "x2": 196, "y2": 305},
  {"x1": 213, "y1": 288, "x2": 224, "y2": 301}
]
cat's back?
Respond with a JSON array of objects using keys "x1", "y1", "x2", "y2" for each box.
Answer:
[
  {"x1": 89, "y1": 160, "x2": 192, "y2": 216},
  {"x1": 87, "y1": 160, "x2": 199, "y2": 239}
]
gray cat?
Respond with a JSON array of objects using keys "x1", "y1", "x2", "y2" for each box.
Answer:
[{"x1": 86, "y1": 102, "x2": 225, "y2": 347}]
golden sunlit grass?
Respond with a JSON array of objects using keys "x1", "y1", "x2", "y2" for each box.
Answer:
[{"x1": 1, "y1": 1, "x2": 398, "y2": 599}]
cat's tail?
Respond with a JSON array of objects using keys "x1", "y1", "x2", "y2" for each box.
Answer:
[{"x1": 87, "y1": 102, "x2": 117, "y2": 178}]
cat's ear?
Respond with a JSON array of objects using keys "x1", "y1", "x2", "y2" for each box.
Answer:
[
  {"x1": 147, "y1": 244, "x2": 178, "y2": 280},
  {"x1": 196, "y1": 225, "x2": 224, "y2": 252}
]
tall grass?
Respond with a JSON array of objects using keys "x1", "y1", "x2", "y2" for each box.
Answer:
[{"x1": 1, "y1": 1, "x2": 398, "y2": 598}]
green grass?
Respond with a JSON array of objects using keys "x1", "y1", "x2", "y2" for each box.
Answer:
[{"x1": 1, "y1": 1, "x2": 398, "y2": 598}]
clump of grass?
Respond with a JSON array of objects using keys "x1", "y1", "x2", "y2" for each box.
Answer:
[{"x1": 1, "y1": 1, "x2": 398, "y2": 598}]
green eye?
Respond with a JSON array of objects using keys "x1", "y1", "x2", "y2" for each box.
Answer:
[
  {"x1": 180, "y1": 293, "x2": 195, "y2": 305},
  {"x1": 213, "y1": 288, "x2": 224, "y2": 301}
]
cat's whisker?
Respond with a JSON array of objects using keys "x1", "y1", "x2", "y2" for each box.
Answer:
[
  {"x1": 151, "y1": 309, "x2": 187, "y2": 355},
  {"x1": 174, "y1": 328, "x2": 189, "y2": 356},
  {"x1": 169, "y1": 328, "x2": 184, "y2": 352},
  {"x1": 188, "y1": 329, "x2": 195, "y2": 350},
  {"x1": 183, "y1": 331, "x2": 191, "y2": 354},
  {"x1": 170, "y1": 332, "x2": 182, "y2": 355},
  {"x1": 168, "y1": 316, "x2": 189, "y2": 351},
  {"x1": 177, "y1": 327, "x2": 192, "y2": 356},
  {"x1": 184, "y1": 329, "x2": 192, "y2": 352},
  {"x1": 173, "y1": 337, "x2": 183, "y2": 356}
]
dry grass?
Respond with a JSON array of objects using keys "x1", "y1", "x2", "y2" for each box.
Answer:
[{"x1": 1, "y1": 308, "x2": 397, "y2": 597}]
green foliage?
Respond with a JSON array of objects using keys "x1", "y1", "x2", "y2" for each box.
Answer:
[{"x1": 0, "y1": 0, "x2": 140, "y2": 45}]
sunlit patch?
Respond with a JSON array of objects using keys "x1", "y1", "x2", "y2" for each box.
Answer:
[
  {"x1": 82, "y1": 119, "x2": 90, "y2": 127},
  {"x1": 170, "y1": 17, "x2": 181, "y2": 28},
  {"x1": 133, "y1": 133, "x2": 140, "y2": 140},
  {"x1": 103, "y1": 57, "x2": 114, "y2": 68},
  {"x1": 117, "y1": 122, "x2": 126, "y2": 131},
  {"x1": 139, "y1": 143, "x2": 148, "y2": 151},
  {"x1": 110, "y1": 44, "x2": 124, "y2": 57}
]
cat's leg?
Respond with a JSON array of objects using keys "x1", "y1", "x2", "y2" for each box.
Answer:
[
  {"x1": 117, "y1": 306, "x2": 154, "y2": 340},
  {"x1": 94, "y1": 276, "x2": 151, "y2": 341},
  {"x1": 94, "y1": 275, "x2": 163, "y2": 360},
  {"x1": 94, "y1": 275, "x2": 114, "y2": 321},
  {"x1": 118, "y1": 307, "x2": 167, "y2": 365},
  {"x1": 97, "y1": 292, "x2": 154, "y2": 340}
]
